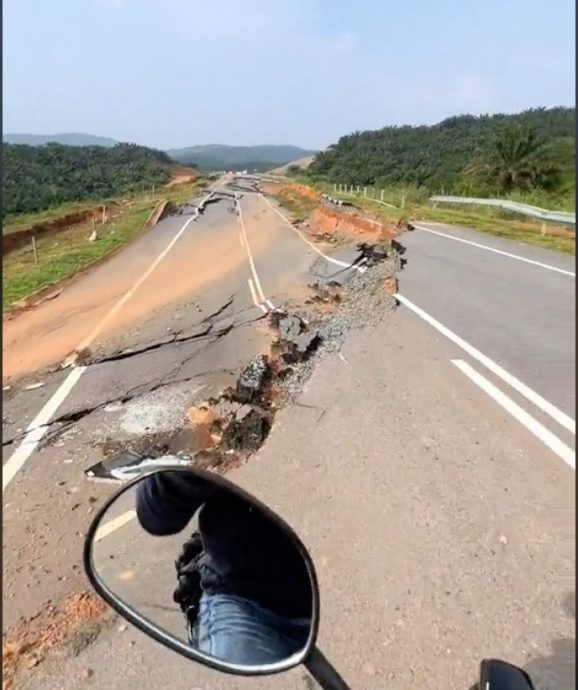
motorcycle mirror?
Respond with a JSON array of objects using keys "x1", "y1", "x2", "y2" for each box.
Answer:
[
  {"x1": 479, "y1": 659, "x2": 535, "y2": 690},
  {"x1": 84, "y1": 467, "x2": 320, "y2": 676}
]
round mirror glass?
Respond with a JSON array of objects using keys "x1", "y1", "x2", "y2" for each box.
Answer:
[{"x1": 86, "y1": 468, "x2": 318, "y2": 674}]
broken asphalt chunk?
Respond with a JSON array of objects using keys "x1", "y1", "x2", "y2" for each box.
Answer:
[
  {"x1": 235, "y1": 355, "x2": 271, "y2": 404},
  {"x1": 221, "y1": 407, "x2": 271, "y2": 452}
]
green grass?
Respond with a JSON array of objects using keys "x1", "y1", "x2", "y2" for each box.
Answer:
[
  {"x1": 414, "y1": 205, "x2": 575, "y2": 253},
  {"x1": 3, "y1": 179, "x2": 204, "y2": 310},
  {"x1": 304, "y1": 180, "x2": 575, "y2": 254}
]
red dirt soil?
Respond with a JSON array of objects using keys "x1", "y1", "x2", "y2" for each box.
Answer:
[
  {"x1": 2, "y1": 591, "x2": 109, "y2": 690},
  {"x1": 309, "y1": 205, "x2": 400, "y2": 242},
  {"x1": 3, "y1": 204, "x2": 123, "y2": 256},
  {"x1": 260, "y1": 182, "x2": 320, "y2": 202}
]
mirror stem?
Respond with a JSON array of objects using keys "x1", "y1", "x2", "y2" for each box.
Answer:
[{"x1": 304, "y1": 647, "x2": 352, "y2": 690}]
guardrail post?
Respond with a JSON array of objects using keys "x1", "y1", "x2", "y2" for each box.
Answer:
[
  {"x1": 380, "y1": 189, "x2": 384, "y2": 201},
  {"x1": 541, "y1": 222, "x2": 547, "y2": 236},
  {"x1": 333, "y1": 183, "x2": 337, "y2": 193},
  {"x1": 401, "y1": 194, "x2": 406, "y2": 210},
  {"x1": 363, "y1": 187, "x2": 367, "y2": 197}
]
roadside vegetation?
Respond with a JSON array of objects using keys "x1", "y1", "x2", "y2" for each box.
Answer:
[
  {"x1": 2, "y1": 142, "x2": 173, "y2": 220},
  {"x1": 307, "y1": 107, "x2": 574, "y2": 201},
  {"x1": 3, "y1": 178, "x2": 203, "y2": 310},
  {"x1": 280, "y1": 107, "x2": 575, "y2": 253}
]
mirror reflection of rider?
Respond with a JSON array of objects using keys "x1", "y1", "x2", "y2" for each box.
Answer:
[{"x1": 136, "y1": 471, "x2": 312, "y2": 666}]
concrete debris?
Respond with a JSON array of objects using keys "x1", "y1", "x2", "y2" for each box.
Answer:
[
  {"x1": 211, "y1": 397, "x2": 244, "y2": 421},
  {"x1": 307, "y1": 281, "x2": 343, "y2": 305},
  {"x1": 270, "y1": 311, "x2": 306, "y2": 340},
  {"x1": 235, "y1": 355, "x2": 271, "y2": 404},
  {"x1": 24, "y1": 382, "x2": 45, "y2": 391},
  {"x1": 355, "y1": 242, "x2": 388, "y2": 267},
  {"x1": 270, "y1": 311, "x2": 322, "y2": 364}
]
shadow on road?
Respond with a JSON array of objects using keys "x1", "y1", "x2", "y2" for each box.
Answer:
[{"x1": 524, "y1": 591, "x2": 575, "y2": 690}]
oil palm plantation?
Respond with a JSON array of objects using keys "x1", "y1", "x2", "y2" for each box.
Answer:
[{"x1": 466, "y1": 125, "x2": 574, "y2": 193}]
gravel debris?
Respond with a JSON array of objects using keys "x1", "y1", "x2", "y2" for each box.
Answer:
[{"x1": 280, "y1": 250, "x2": 399, "y2": 399}]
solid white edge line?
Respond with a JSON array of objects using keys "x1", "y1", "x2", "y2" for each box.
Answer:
[
  {"x1": 3, "y1": 366, "x2": 87, "y2": 490},
  {"x1": 247, "y1": 278, "x2": 259, "y2": 306},
  {"x1": 248, "y1": 278, "x2": 267, "y2": 313},
  {"x1": 237, "y1": 201, "x2": 267, "y2": 302},
  {"x1": 265, "y1": 299, "x2": 276, "y2": 311},
  {"x1": 395, "y1": 293, "x2": 576, "y2": 435},
  {"x1": 259, "y1": 193, "x2": 364, "y2": 272},
  {"x1": 412, "y1": 223, "x2": 576, "y2": 277},
  {"x1": 452, "y1": 359, "x2": 575, "y2": 470},
  {"x1": 94, "y1": 510, "x2": 137, "y2": 542}
]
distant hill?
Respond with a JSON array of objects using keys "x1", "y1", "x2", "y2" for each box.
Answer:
[
  {"x1": 3, "y1": 132, "x2": 118, "y2": 147},
  {"x1": 270, "y1": 155, "x2": 316, "y2": 175},
  {"x1": 166, "y1": 144, "x2": 317, "y2": 171},
  {"x1": 309, "y1": 107, "x2": 575, "y2": 195}
]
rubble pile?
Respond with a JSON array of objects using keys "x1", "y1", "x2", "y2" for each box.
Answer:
[{"x1": 184, "y1": 311, "x2": 324, "y2": 465}]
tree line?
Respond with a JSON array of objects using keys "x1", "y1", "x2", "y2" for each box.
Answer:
[
  {"x1": 307, "y1": 107, "x2": 575, "y2": 198},
  {"x1": 2, "y1": 142, "x2": 173, "y2": 219}
]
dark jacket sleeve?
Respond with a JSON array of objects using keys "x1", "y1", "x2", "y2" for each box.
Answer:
[{"x1": 136, "y1": 471, "x2": 216, "y2": 536}]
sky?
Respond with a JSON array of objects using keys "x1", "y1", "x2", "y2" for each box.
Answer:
[{"x1": 3, "y1": 0, "x2": 575, "y2": 150}]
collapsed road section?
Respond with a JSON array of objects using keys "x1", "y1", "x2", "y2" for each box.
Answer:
[
  {"x1": 87, "y1": 234, "x2": 401, "y2": 479},
  {"x1": 2, "y1": 175, "x2": 406, "y2": 690}
]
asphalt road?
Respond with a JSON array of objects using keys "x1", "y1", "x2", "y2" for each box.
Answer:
[
  {"x1": 2, "y1": 176, "x2": 364, "y2": 631},
  {"x1": 401, "y1": 221, "x2": 575, "y2": 419},
  {"x1": 3, "y1": 192, "x2": 575, "y2": 690},
  {"x1": 16, "y1": 307, "x2": 575, "y2": 690}
]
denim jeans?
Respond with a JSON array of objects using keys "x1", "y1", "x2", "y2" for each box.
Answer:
[{"x1": 193, "y1": 592, "x2": 310, "y2": 666}]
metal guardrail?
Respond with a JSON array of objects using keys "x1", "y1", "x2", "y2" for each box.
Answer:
[{"x1": 430, "y1": 195, "x2": 576, "y2": 227}]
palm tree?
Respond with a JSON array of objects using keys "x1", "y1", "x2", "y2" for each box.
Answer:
[{"x1": 466, "y1": 125, "x2": 572, "y2": 193}]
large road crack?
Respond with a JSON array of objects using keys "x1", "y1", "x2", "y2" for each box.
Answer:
[
  {"x1": 2, "y1": 302, "x2": 265, "y2": 449},
  {"x1": 82, "y1": 296, "x2": 238, "y2": 365}
]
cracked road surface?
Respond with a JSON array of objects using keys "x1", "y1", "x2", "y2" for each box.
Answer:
[
  {"x1": 3, "y1": 176, "x2": 370, "y2": 637},
  {"x1": 3, "y1": 182, "x2": 575, "y2": 690}
]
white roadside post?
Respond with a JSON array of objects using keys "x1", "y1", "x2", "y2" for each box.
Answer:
[{"x1": 31, "y1": 234, "x2": 39, "y2": 265}]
